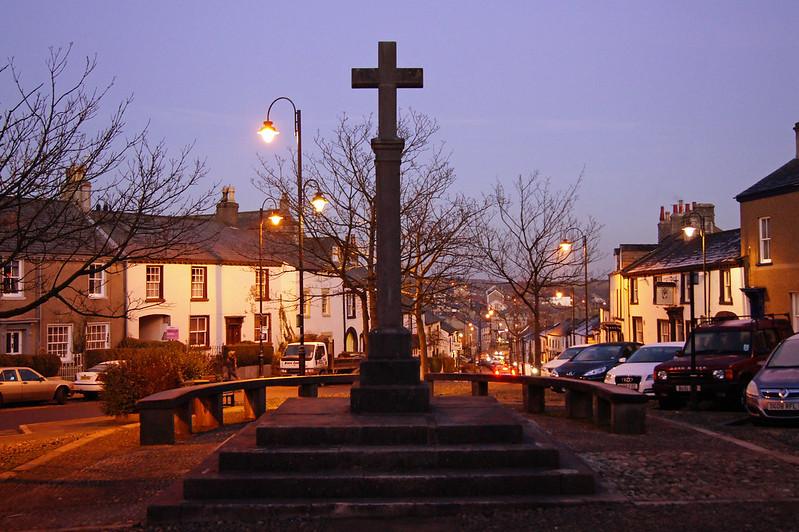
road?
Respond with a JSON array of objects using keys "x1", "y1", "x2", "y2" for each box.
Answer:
[{"x1": 0, "y1": 400, "x2": 104, "y2": 431}]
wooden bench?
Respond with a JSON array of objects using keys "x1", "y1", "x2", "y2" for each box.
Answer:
[
  {"x1": 426, "y1": 373, "x2": 648, "y2": 434},
  {"x1": 136, "y1": 374, "x2": 358, "y2": 445}
]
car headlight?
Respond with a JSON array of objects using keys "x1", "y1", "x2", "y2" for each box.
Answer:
[
  {"x1": 712, "y1": 369, "x2": 726, "y2": 380},
  {"x1": 745, "y1": 380, "x2": 759, "y2": 398},
  {"x1": 656, "y1": 370, "x2": 668, "y2": 381},
  {"x1": 604, "y1": 374, "x2": 613, "y2": 383},
  {"x1": 583, "y1": 366, "x2": 607, "y2": 377},
  {"x1": 530, "y1": 367, "x2": 540, "y2": 375}
]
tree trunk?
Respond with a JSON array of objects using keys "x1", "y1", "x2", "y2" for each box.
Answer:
[
  {"x1": 533, "y1": 294, "x2": 542, "y2": 367},
  {"x1": 415, "y1": 309, "x2": 428, "y2": 378}
]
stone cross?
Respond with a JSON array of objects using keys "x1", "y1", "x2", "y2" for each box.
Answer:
[
  {"x1": 352, "y1": 41, "x2": 423, "y2": 140},
  {"x1": 349, "y1": 41, "x2": 430, "y2": 413}
]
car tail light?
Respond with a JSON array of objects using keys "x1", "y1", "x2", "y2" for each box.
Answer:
[
  {"x1": 494, "y1": 369, "x2": 499, "y2": 376},
  {"x1": 511, "y1": 368, "x2": 517, "y2": 376},
  {"x1": 725, "y1": 369, "x2": 734, "y2": 381},
  {"x1": 96, "y1": 373, "x2": 105, "y2": 383}
]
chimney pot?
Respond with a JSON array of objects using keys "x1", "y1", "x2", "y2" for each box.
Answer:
[
  {"x1": 793, "y1": 122, "x2": 799, "y2": 159},
  {"x1": 672, "y1": 204, "x2": 678, "y2": 214},
  {"x1": 659, "y1": 206, "x2": 665, "y2": 221}
]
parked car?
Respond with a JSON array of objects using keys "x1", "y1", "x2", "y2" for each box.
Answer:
[
  {"x1": 0, "y1": 367, "x2": 72, "y2": 406},
  {"x1": 654, "y1": 316, "x2": 793, "y2": 409},
  {"x1": 604, "y1": 342, "x2": 683, "y2": 395},
  {"x1": 73, "y1": 360, "x2": 122, "y2": 399},
  {"x1": 541, "y1": 344, "x2": 590, "y2": 376},
  {"x1": 550, "y1": 342, "x2": 641, "y2": 381},
  {"x1": 745, "y1": 333, "x2": 799, "y2": 421}
]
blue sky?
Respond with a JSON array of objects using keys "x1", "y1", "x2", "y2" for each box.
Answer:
[{"x1": 3, "y1": 1, "x2": 798, "y2": 273}]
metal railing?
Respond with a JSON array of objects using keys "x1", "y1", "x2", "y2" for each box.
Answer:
[{"x1": 58, "y1": 353, "x2": 83, "y2": 380}]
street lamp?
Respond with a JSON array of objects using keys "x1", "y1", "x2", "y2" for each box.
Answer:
[
  {"x1": 257, "y1": 198, "x2": 282, "y2": 377},
  {"x1": 258, "y1": 96, "x2": 327, "y2": 376},
  {"x1": 682, "y1": 211, "x2": 708, "y2": 318},
  {"x1": 559, "y1": 231, "x2": 589, "y2": 343}
]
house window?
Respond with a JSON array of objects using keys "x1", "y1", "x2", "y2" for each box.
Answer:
[
  {"x1": 632, "y1": 316, "x2": 644, "y2": 344},
  {"x1": 47, "y1": 325, "x2": 72, "y2": 358},
  {"x1": 191, "y1": 266, "x2": 207, "y2": 300},
  {"x1": 303, "y1": 289, "x2": 312, "y2": 318},
  {"x1": 189, "y1": 316, "x2": 209, "y2": 347},
  {"x1": 85, "y1": 323, "x2": 110, "y2": 350},
  {"x1": 2, "y1": 259, "x2": 22, "y2": 296},
  {"x1": 345, "y1": 291, "x2": 356, "y2": 319},
  {"x1": 680, "y1": 273, "x2": 693, "y2": 304},
  {"x1": 629, "y1": 278, "x2": 639, "y2": 305},
  {"x1": 675, "y1": 320, "x2": 685, "y2": 342},
  {"x1": 254, "y1": 313, "x2": 272, "y2": 343},
  {"x1": 146, "y1": 265, "x2": 164, "y2": 301},
  {"x1": 758, "y1": 217, "x2": 771, "y2": 264},
  {"x1": 255, "y1": 268, "x2": 269, "y2": 301},
  {"x1": 719, "y1": 269, "x2": 732, "y2": 305},
  {"x1": 657, "y1": 320, "x2": 671, "y2": 343},
  {"x1": 321, "y1": 288, "x2": 331, "y2": 316},
  {"x1": 685, "y1": 320, "x2": 693, "y2": 337},
  {"x1": 5, "y1": 330, "x2": 23, "y2": 355},
  {"x1": 88, "y1": 263, "x2": 105, "y2": 298}
]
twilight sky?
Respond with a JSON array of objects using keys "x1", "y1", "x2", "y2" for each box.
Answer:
[{"x1": 3, "y1": 1, "x2": 798, "y2": 274}]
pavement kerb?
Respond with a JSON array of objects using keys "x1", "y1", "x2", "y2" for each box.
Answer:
[
  {"x1": 0, "y1": 422, "x2": 139, "y2": 480},
  {"x1": 650, "y1": 413, "x2": 799, "y2": 466}
]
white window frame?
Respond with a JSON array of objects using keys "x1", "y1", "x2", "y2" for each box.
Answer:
[
  {"x1": 758, "y1": 217, "x2": 772, "y2": 264},
  {"x1": 85, "y1": 323, "x2": 110, "y2": 350},
  {"x1": 189, "y1": 316, "x2": 209, "y2": 347},
  {"x1": 88, "y1": 263, "x2": 106, "y2": 298},
  {"x1": 5, "y1": 330, "x2": 23, "y2": 355},
  {"x1": 321, "y1": 288, "x2": 331, "y2": 317},
  {"x1": 146, "y1": 265, "x2": 163, "y2": 301},
  {"x1": 2, "y1": 259, "x2": 23, "y2": 298},
  {"x1": 345, "y1": 291, "x2": 356, "y2": 319},
  {"x1": 191, "y1": 266, "x2": 207, "y2": 300},
  {"x1": 47, "y1": 324, "x2": 73, "y2": 359}
]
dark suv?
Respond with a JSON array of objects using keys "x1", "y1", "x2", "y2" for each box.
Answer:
[{"x1": 653, "y1": 316, "x2": 793, "y2": 409}]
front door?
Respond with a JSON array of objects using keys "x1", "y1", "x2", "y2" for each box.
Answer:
[{"x1": 225, "y1": 317, "x2": 243, "y2": 345}]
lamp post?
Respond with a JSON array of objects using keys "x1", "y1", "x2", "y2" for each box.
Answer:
[
  {"x1": 560, "y1": 232, "x2": 589, "y2": 343},
  {"x1": 257, "y1": 199, "x2": 283, "y2": 377},
  {"x1": 258, "y1": 97, "x2": 327, "y2": 376},
  {"x1": 682, "y1": 212, "x2": 708, "y2": 318}
]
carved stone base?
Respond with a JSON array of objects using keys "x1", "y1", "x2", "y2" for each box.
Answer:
[{"x1": 350, "y1": 381, "x2": 430, "y2": 413}]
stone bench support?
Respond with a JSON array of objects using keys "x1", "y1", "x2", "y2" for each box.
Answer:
[
  {"x1": 523, "y1": 384, "x2": 546, "y2": 413},
  {"x1": 471, "y1": 381, "x2": 488, "y2": 396},
  {"x1": 565, "y1": 388, "x2": 594, "y2": 419}
]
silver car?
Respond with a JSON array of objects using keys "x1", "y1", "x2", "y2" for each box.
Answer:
[{"x1": 745, "y1": 334, "x2": 799, "y2": 421}]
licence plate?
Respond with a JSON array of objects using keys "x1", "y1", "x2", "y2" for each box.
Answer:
[
  {"x1": 282, "y1": 361, "x2": 298, "y2": 368},
  {"x1": 765, "y1": 401, "x2": 799, "y2": 411},
  {"x1": 80, "y1": 376, "x2": 92, "y2": 381},
  {"x1": 676, "y1": 385, "x2": 701, "y2": 392},
  {"x1": 620, "y1": 383, "x2": 639, "y2": 390}
]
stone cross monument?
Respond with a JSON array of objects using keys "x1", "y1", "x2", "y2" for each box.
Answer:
[{"x1": 349, "y1": 41, "x2": 430, "y2": 413}]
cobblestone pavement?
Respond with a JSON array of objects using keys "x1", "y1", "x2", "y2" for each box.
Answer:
[{"x1": 0, "y1": 382, "x2": 796, "y2": 531}]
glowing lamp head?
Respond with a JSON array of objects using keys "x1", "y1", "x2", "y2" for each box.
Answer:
[
  {"x1": 268, "y1": 210, "x2": 284, "y2": 226},
  {"x1": 559, "y1": 239, "x2": 574, "y2": 253},
  {"x1": 556, "y1": 291, "x2": 563, "y2": 299},
  {"x1": 311, "y1": 191, "x2": 328, "y2": 213},
  {"x1": 257, "y1": 120, "x2": 279, "y2": 143},
  {"x1": 683, "y1": 226, "x2": 697, "y2": 238}
]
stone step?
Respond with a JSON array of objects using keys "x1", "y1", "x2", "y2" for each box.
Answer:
[
  {"x1": 183, "y1": 468, "x2": 595, "y2": 500},
  {"x1": 219, "y1": 443, "x2": 561, "y2": 472},
  {"x1": 149, "y1": 493, "x2": 624, "y2": 525},
  {"x1": 256, "y1": 421, "x2": 524, "y2": 447}
]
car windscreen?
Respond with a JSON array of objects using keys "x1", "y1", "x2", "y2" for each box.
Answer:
[
  {"x1": 556, "y1": 347, "x2": 583, "y2": 360},
  {"x1": 572, "y1": 345, "x2": 621, "y2": 362},
  {"x1": 283, "y1": 345, "x2": 314, "y2": 359},
  {"x1": 767, "y1": 340, "x2": 799, "y2": 368},
  {"x1": 626, "y1": 346, "x2": 681, "y2": 363},
  {"x1": 683, "y1": 330, "x2": 751, "y2": 356},
  {"x1": 88, "y1": 362, "x2": 116, "y2": 372}
]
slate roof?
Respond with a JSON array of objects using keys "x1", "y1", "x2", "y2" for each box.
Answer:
[
  {"x1": 735, "y1": 158, "x2": 799, "y2": 202},
  {"x1": 623, "y1": 229, "x2": 741, "y2": 277}
]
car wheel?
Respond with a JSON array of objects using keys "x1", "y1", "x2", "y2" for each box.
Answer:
[
  {"x1": 733, "y1": 378, "x2": 751, "y2": 412},
  {"x1": 54, "y1": 387, "x2": 68, "y2": 405}
]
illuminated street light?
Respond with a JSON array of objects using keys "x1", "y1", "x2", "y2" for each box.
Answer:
[
  {"x1": 560, "y1": 232, "x2": 589, "y2": 343},
  {"x1": 257, "y1": 197, "x2": 282, "y2": 376}
]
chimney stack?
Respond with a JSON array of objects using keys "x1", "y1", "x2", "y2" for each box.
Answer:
[
  {"x1": 61, "y1": 165, "x2": 91, "y2": 212},
  {"x1": 215, "y1": 186, "x2": 239, "y2": 226},
  {"x1": 793, "y1": 122, "x2": 799, "y2": 159}
]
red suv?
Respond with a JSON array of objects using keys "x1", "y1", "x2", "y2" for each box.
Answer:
[{"x1": 653, "y1": 316, "x2": 793, "y2": 409}]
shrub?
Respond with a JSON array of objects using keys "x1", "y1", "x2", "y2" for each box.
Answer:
[
  {"x1": 101, "y1": 346, "x2": 210, "y2": 416},
  {"x1": 86, "y1": 339, "x2": 186, "y2": 368},
  {"x1": 427, "y1": 357, "x2": 442, "y2": 373},
  {"x1": 0, "y1": 354, "x2": 62, "y2": 376},
  {"x1": 224, "y1": 343, "x2": 274, "y2": 367}
]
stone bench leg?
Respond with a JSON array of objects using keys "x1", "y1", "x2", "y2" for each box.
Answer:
[
  {"x1": 523, "y1": 384, "x2": 546, "y2": 413},
  {"x1": 139, "y1": 404, "x2": 191, "y2": 445},
  {"x1": 471, "y1": 381, "x2": 488, "y2": 396},
  {"x1": 191, "y1": 394, "x2": 223, "y2": 433},
  {"x1": 428, "y1": 380, "x2": 435, "y2": 397},
  {"x1": 565, "y1": 389, "x2": 593, "y2": 419},
  {"x1": 610, "y1": 402, "x2": 646, "y2": 434},
  {"x1": 244, "y1": 387, "x2": 266, "y2": 421},
  {"x1": 299, "y1": 383, "x2": 319, "y2": 397},
  {"x1": 593, "y1": 396, "x2": 611, "y2": 428}
]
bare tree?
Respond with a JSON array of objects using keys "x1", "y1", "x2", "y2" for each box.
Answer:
[
  {"x1": 473, "y1": 173, "x2": 600, "y2": 367},
  {"x1": 256, "y1": 111, "x2": 469, "y2": 355},
  {"x1": 0, "y1": 47, "x2": 214, "y2": 319}
]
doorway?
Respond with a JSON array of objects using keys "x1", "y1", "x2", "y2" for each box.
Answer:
[{"x1": 225, "y1": 317, "x2": 243, "y2": 345}]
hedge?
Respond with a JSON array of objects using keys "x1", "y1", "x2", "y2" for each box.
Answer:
[
  {"x1": 101, "y1": 346, "x2": 210, "y2": 416},
  {"x1": 86, "y1": 339, "x2": 186, "y2": 368},
  {"x1": 0, "y1": 354, "x2": 62, "y2": 377},
  {"x1": 223, "y1": 342, "x2": 274, "y2": 367}
]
